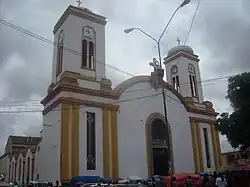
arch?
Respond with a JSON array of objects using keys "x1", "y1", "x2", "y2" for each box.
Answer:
[
  {"x1": 188, "y1": 63, "x2": 198, "y2": 97},
  {"x1": 113, "y1": 75, "x2": 189, "y2": 111},
  {"x1": 170, "y1": 65, "x2": 180, "y2": 92},
  {"x1": 82, "y1": 39, "x2": 88, "y2": 67},
  {"x1": 82, "y1": 26, "x2": 96, "y2": 40},
  {"x1": 145, "y1": 112, "x2": 174, "y2": 176},
  {"x1": 88, "y1": 41, "x2": 94, "y2": 69},
  {"x1": 82, "y1": 26, "x2": 96, "y2": 70}
]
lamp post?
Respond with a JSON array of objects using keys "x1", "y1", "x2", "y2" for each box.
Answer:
[{"x1": 124, "y1": 0, "x2": 190, "y2": 179}]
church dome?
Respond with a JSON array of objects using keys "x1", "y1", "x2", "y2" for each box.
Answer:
[
  {"x1": 167, "y1": 45, "x2": 194, "y2": 57},
  {"x1": 80, "y1": 7, "x2": 93, "y2": 13}
]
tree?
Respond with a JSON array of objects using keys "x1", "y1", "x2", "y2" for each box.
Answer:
[{"x1": 216, "y1": 72, "x2": 250, "y2": 150}]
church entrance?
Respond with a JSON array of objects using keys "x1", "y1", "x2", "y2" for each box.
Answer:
[{"x1": 150, "y1": 119, "x2": 169, "y2": 176}]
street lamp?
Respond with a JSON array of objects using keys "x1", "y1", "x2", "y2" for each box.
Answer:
[{"x1": 124, "y1": 0, "x2": 190, "y2": 177}]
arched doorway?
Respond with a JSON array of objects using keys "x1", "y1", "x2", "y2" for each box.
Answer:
[
  {"x1": 151, "y1": 119, "x2": 169, "y2": 176},
  {"x1": 145, "y1": 113, "x2": 174, "y2": 177}
]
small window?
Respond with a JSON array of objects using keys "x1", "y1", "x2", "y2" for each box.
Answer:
[
  {"x1": 88, "y1": 41, "x2": 94, "y2": 69},
  {"x1": 82, "y1": 39, "x2": 88, "y2": 67},
  {"x1": 188, "y1": 64, "x2": 198, "y2": 97},
  {"x1": 86, "y1": 112, "x2": 96, "y2": 170},
  {"x1": 203, "y1": 128, "x2": 211, "y2": 168},
  {"x1": 82, "y1": 26, "x2": 95, "y2": 70}
]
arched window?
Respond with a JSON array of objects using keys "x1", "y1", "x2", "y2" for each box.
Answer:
[
  {"x1": 18, "y1": 158, "x2": 21, "y2": 181},
  {"x1": 82, "y1": 39, "x2": 88, "y2": 67},
  {"x1": 56, "y1": 30, "x2": 64, "y2": 76},
  {"x1": 170, "y1": 65, "x2": 180, "y2": 92},
  {"x1": 89, "y1": 41, "x2": 94, "y2": 69},
  {"x1": 82, "y1": 26, "x2": 95, "y2": 70},
  {"x1": 188, "y1": 64, "x2": 198, "y2": 97},
  {"x1": 27, "y1": 157, "x2": 30, "y2": 182}
]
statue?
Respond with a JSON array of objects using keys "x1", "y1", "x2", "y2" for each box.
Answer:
[
  {"x1": 149, "y1": 58, "x2": 161, "y2": 71},
  {"x1": 149, "y1": 58, "x2": 164, "y2": 90}
]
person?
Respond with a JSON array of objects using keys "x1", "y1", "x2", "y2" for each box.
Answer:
[
  {"x1": 203, "y1": 174, "x2": 210, "y2": 187},
  {"x1": 171, "y1": 176, "x2": 178, "y2": 187},
  {"x1": 185, "y1": 176, "x2": 192, "y2": 187},
  {"x1": 209, "y1": 172, "x2": 217, "y2": 187},
  {"x1": 215, "y1": 173, "x2": 227, "y2": 187},
  {"x1": 55, "y1": 180, "x2": 59, "y2": 187}
]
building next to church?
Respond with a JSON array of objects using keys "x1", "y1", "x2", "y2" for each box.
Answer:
[
  {"x1": 37, "y1": 4, "x2": 222, "y2": 184},
  {"x1": 221, "y1": 151, "x2": 250, "y2": 167},
  {"x1": 0, "y1": 136, "x2": 41, "y2": 184}
]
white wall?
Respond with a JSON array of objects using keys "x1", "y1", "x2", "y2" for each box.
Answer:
[
  {"x1": 24, "y1": 149, "x2": 33, "y2": 182},
  {"x1": 165, "y1": 56, "x2": 204, "y2": 102},
  {"x1": 16, "y1": 154, "x2": 23, "y2": 184},
  {"x1": 78, "y1": 106, "x2": 103, "y2": 176},
  {"x1": 0, "y1": 155, "x2": 10, "y2": 182},
  {"x1": 199, "y1": 123, "x2": 215, "y2": 172},
  {"x1": 34, "y1": 144, "x2": 40, "y2": 181},
  {"x1": 52, "y1": 12, "x2": 106, "y2": 83},
  {"x1": 117, "y1": 81, "x2": 195, "y2": 177},
  {"x1": 38, "y1": 107, "x2": 61, "y2": 183}
]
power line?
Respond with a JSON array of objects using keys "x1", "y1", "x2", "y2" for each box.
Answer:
[
  {"x1": 184, "y1": 0, "x2": 201, "y2": 45},
  {"x1": 0, "y1": 19, "x2": 134, "y2": 77},
  {"x1": 0, "y1": 75, "x2": 232, "y2": 114},
  {"x1": 0, "y1": 73, "x2": 234, "y2": 109},
  {"x1": 0, "y1": 72, "x2": 235, "y2": 107},
  {"x1": 0, "y1": 92, "x2": 163, "y2": 114},
  {"x1": 0, "y1": 76, "x2": 226, "y2": 114}
]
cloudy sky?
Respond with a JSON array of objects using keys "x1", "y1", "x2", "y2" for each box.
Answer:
[{"x1": 0, "y1": 0, "x2": 249, "y2": 154}]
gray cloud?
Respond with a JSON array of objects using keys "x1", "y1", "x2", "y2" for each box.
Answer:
[{"x1": 0, "y1": 0, "x2": 249, "y2": 153}]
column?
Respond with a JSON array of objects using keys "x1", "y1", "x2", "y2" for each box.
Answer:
[
  {"x1": 102, "y1": 108, "x2": 111, "y2": 177},
  {"x1": 215, "y1": 132, "x2": 222, "y2": 167},
  {"x1": 71, "y1": 103, "x2": 80, "y2": 178},
  {"x1": 102, "y1": 108, "x2": 119, "y2": 178},
  {"x1": 195, "y1": 122, "x2": 204, "y2": 172},
  {"x1": 190, "y1": 121, "x2": 200, "y2": 172},
  {"x1": 60, "y1": 103, "x2": 70, "y2": 183},
  {"x1": 210, "y1": 124, "x2": 219, "y2": 169},
  {"x1": 111, "y1": 110, "x2": 119, "y2": 178}
]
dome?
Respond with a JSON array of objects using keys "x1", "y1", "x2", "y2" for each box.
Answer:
[
  {"x1": 167, "y1": 45, "x2": 194, "y2": 57},
  {"x1": 80, "y1": 7, "x2": 93, "y2": 13}
]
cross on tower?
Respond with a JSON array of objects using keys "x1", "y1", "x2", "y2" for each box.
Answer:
[
  {"x1": 76, "y1": 0, "x2": 83, "y2": 7},
  {"x1": 177, "y1": 37, "x2": 181, "y2": 46}
]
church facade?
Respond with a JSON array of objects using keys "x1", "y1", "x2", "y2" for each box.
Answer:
[{"x1": 38, "y1": 5, "x2": 222, "y2": 183}]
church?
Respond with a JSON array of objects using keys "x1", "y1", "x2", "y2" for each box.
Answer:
[{"x1": 37, "y1": 4, "x2": 222, "y2": 184}]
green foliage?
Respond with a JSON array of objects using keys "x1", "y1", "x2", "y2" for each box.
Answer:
[{"x1": 216, "y1": 72, "x2": 250, "y2": 150}]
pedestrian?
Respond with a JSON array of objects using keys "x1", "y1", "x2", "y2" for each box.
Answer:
[
  {"x1": 55, "y1": 180, "x2": 59, "y2": 187},
  {"x1": 185, "y1": 176, "x2": 192, "y2": 187},
  {"x1": 171, "y1": 176, "x2": 178, "y2": 187},
  {"x1": 215, "y1": 173, "x2": 227, "y2": 187}
]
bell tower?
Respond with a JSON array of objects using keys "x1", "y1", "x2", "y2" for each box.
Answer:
[
  {"x1": 163, "y1": 45, "x2": 204, "y2": 103},
  {"x1": 51, "y1": 5, "x2": 107, "y2": 83}
]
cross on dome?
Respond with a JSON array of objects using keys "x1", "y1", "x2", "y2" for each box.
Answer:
[{"x1": 76, "y1": 0, "x2": 83, "y2": 7}]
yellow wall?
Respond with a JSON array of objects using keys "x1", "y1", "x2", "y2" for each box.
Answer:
[
  {"x1": 60, "y1": 103, "x2": 70, "y2": 182},
  {"x1": 190, "y1": 117, "x2": 222, "y2": 172},
  {"x1": 102, "y1": 108, "x2": 119, "y2": 178},
  {"x1": 60, "y1": 103, "x2": 119, "y2": 180}
]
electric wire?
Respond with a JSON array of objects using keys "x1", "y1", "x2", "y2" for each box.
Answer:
[
  {"x1": 0, "y1": 73, "x2": 236, "y2": 106},
  {"x1": 0, "y1": 16, "x2": 237, "y2": 113},
  {"x1": 0, "y1": 19, "x2": 134, "y2": 77},
  {"x1": 184, "y1": 0, "x2": 201, "y2": 45},
  {"x1": 0, "y1": 92, "x2": 164, "y2": 114}
]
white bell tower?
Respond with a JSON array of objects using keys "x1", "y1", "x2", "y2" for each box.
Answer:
[
  {"x1": 51, "y1": 4, "x2": 107, "y2": 83},
  {"x1": 163, "y1": 45, "x2": 204, "y2": 103}
]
